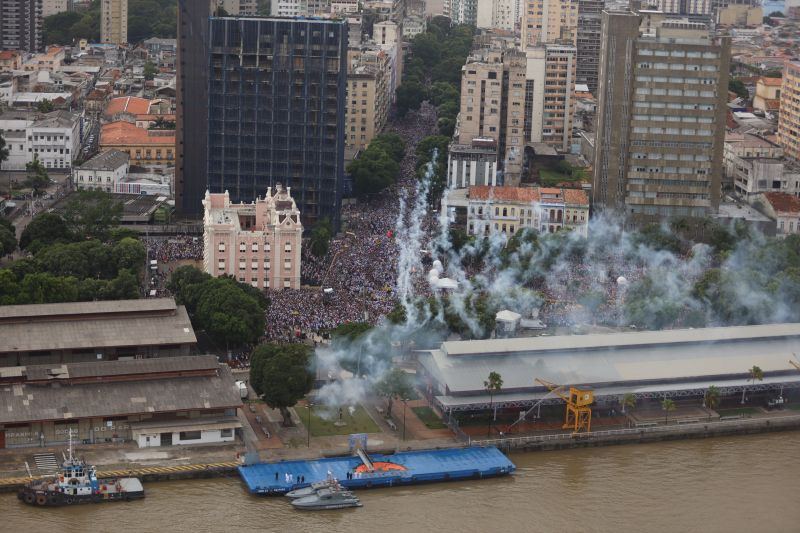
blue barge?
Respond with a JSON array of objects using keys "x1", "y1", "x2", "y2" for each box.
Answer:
[{"x1": 239, "y1": 446, "x2": 516, "y2": 495}]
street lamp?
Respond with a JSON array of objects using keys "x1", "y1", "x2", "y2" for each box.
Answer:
[
  {"x1": 402, "y1": 398, "x2": 409, "y2": 441},
  {"x1": 305, "y1": 403, "x2": 314, "y2": 447}
]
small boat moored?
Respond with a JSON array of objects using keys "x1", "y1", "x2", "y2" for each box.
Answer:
[{"x1": 291, "y1": 486, "x2": 362, "y2": 511}]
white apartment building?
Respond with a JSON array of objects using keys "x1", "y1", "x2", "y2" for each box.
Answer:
[
  {"x1": 271, "y1": 0, "x2": 307, "y2": 16},
  {"x1": 74, "y1": 150, "x2": 130, "y2": 192},
  {"x1": 0, "y1": 109, "x2": 80, "y2": 170}
]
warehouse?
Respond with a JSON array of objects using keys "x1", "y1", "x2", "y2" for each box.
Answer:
[
  {"x1": 417, "y1": 324, "x2": 800, "y2": 413},
  {"x1": 0, "y1": 355, "x2": 242, "y2": 449},
  {"x1": 0, "y1": 298, "x2": 197, "y2": 366}
]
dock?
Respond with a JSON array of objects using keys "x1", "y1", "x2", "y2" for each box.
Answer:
[{"x1": 238, "y1": 446, "x2": 515, "y2": 495}]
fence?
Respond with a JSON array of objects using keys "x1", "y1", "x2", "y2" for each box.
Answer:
[{"x1": 467, "y1": 413, "x2": 800, "y2": 449}]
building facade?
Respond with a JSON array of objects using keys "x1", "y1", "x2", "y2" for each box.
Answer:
[
  {"x1": 42, "y1": 0, "x2": 68, "y2": 17},
  {"x1": 175, "y1": 0, "x2": 214, "y2": 214},
  {"x1": 522, "y1": 0, "x2": 578, "y2": 48},
  {"x1": 752, "y1": 76, "x2": 781, "y2": 114},
  {"x1": 74, "y1": 149, "x2": 129, "y2": 192},
  {"x1": 0, "y1": 109, "x2": 79, "y2": 170},
  {"x1": 0, "y1": 0, "x2": 43, "y2": 52},
  {"x1": 779, "y1": 62, "x2": 800, "y2": 162},
  {"x1": 442, "y1": 184, "x2": 590, "y2": 237},
  {"x1": 207, "y1": 17, "x2": 348, "y2": 229},
  {"x1": 759, "y1": 192, "x2": 800, "y2": 236},
  {"x1": 202, "y1": 185, "x2": 303, "y2": 290},
  {"x1": 101, "y1": 0, "x2": 128, "y2": 45},
  {"x1": 346, "y1": 48, "x2": 391, "y2": 151},
  {"x1": 576, "y1": 0, "x2": 603, "y2": 94},
  {"x1": 592, "y1": 12, "x2": 730, "y2": 219},
  {"x1": 99, "y1": 120, "x2": 175, "y2": 165}
]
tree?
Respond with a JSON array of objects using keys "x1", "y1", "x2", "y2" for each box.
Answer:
[
  {"x1": 368, "y1": 133, "x2": 405, "y2": 162},
  {"x1": 62, "y1": 190, "x2": 122, "y2": 240},
  {"x1": 347, "y1": 147, "x2": 400, "y2": 197},
  {"x1": 0, "y1": 132, "x2": 9, "y2": 171},
  {"x1": 741, "y1": 365, "x2": 763, "y2": 404},
  {"x1": 36, "y1": 99, "x2": 54, "y2": 113},
  {"x1": 0, "y1": 221, "x2": 15, "y2": 257},
  {"x1": 250, "y1": 343, "x2": 314, "y2": 426},
  {"x1": 621, "y1": 393, "x2": 636, "y2": 414},
  {"x1": 112, "y1": 237, "x2": 146, "y2": 273},
  {"x1": 704, "y1": 385, "x2": 720, "y2": 410},
  {"x1": 149, "y1": 116, "x2": 176, "y2": 130},
  {"x1": 375, "y1": 367, "x2": 414, "y2": 418},
  {"x1": 143, "y1": 61, "x2": 158, "y2": 81},
  {"x1": 167, "y1": 265, "x2": 212, "y2": 313},
  {"x1": 484, "y1": 371, "x2": 503, "y2": 437},
  {"x1": 395, "y1": 80, "x2": 427, "y2": 117},
  {"x1": 107, "y1": 269, "x2": 140, "y2": 299},
  {"x1": 728, "y1": 79, "x2": 749, "y2": 99},
  {"x1": 194, "y1": 277, "x2": 266, "y2": 349},
  {"x1": 309, "y1": 218, "x2": 332, "y2": 257},
  {"x1": 19, "y1": 212, "x2": 73, "y2": 251},
  {"x1": 661, "y1": 398, "x2": 675, "y2": 424},
  {"x1": 25, "y1": 157, "x2": 50, "y2": 196}
]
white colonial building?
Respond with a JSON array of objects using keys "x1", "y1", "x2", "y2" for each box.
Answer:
[
  {"x1": 74, "y1": 150, "x2": 130, "y2": 192},
  {"x1": 0, "y1": 109, "x2": 80, "y2": 170}
]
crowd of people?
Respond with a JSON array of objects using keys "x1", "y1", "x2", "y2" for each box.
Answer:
[{"x1": 142, "y1": 236, "x2": 203, "y2": 263}]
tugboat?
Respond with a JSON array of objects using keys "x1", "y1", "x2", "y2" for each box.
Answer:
[
  {"x1": 291, "y1": 485, "x2": 362, "y2": 511},
  {"x1": 18, "y1": 430, "x2": 144, "y2": 506},
  {"x1": 285, "y1": 472, "x2": 340, "y2": 499}
]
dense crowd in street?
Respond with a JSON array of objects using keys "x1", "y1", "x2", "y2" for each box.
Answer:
[{"x1": 142, "y1": 236, "x2": 204, "y2": 263}]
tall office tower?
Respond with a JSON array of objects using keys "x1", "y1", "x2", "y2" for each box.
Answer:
[
  {"x1": 101, "y1": 0, "x2": 128, "y2": 44},
  {"x1": 176, "y1": 0, "x2": 215, "y2": 215},
  {"x1": 42, "y1": 0, "x2": 68, "y2": 17},
  {"x1": 778, "y1": 61, "x2": 800, "y2": 162},
  {"x1": 521, "y1": 0, "x2": 578, "y2": 48},
  {"x1": 0, "y1": 0, "x2": 43, "y2": 52},
  {"x1": 207, "y1": 17, "x2": 348, "y2": 229},
  {"x1": 592, "y1": 11, "x2": 730, "y2": 219},
  {"x1": 576, "y1": 0, "x2": 603, "y2": 94}
]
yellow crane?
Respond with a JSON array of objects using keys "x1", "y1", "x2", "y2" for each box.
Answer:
[{"x1": 535, "y1": 378, "x2": 595, "y2": 433}]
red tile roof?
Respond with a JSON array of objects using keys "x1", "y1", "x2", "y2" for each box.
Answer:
[
  {"x1": 564, "y1": 188, "x2": 589, "y2": 205},
  {"x1": 764, "y1": 192, "x2": 800, "y2": 214},
  {"x1": 0, "y1": 51, "x2": 19, "y2": 60},
  {"x1": 759, "y1": 76, "x2": 783, "y2": 86},
  {"x1": 104, "y1": 96, "x2": 152, "y2": 117},
  {"x1": 100, "y1": 121, "x2": 175, "y2": 146},
  {"x1": 469, "y1": 186, "x2": 540, "y2": 203}
]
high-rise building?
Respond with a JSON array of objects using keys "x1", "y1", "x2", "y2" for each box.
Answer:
[
  {"x1": 175, "y1": 0, "x2": 215, "y2": 215},
  {"x1": 592, "y1": 11, "x2": 730, "y2": 219},
  {"x1": 101, "y1": 0, "x2": 128, "y2": 44},
  {"x1": 0, "y1": 0, "x2": 43, "y2": 52},
  {"x1": 346, "y1": 48, "x2": 392, "y2": 151},
  {"x1": 207, "y1": 17, "x2": 348, "y2": 229},
  {"x1": 576, "y1": 0, "x2": 603, "y2": 94},
  {"x1": 449, "y1": 0, "x2": 479, "y2": 25},
  {"x1": 476, "y1": 0, "x2": 520, "y2": 31},
  {"x1": 779, "y1": 61, "x2": 800, "y2": 162},
  {"x1": 521, "y1": 0, "x2": 578, "y2": 48}
]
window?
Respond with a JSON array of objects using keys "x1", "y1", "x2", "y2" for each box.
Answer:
[
  {"x1": 251, "y1": 243, "x2": 258, "y2": 252},
  {"x1": 239, "y1": 242, "x2": 246, "y2": 252},
  {"x1": 284, "y1": 278, "x2": 291, "y2": 288},
  {"x1": 284, "y1": 242, "x2": 291, "y2": 252},
  {"x1": 221, "y1": 428, "x2": 233, "y2": 438},
  {"x1": 179, "y1": 431, "x2": 202, "y2": 440},
  {"x1": 218, "y1": 242, "x2": 225, "y2": 252}
]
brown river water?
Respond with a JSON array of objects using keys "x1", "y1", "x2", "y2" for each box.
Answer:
[{"x1": 3, "y1": 433, "x2": 798, "y2": 533}]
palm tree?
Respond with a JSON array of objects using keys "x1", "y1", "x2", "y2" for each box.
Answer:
[
  {"x1": 661, "y1": 398, "x2": 676, "y2": 424},
  {"x1": 741, "y1": 365, "x2": 764, "y2": 404},
  {"x1": 484, "y1": 371, "x2": 503, "y2": 437},
  {"x1": 704, "y1": 386, "x2": 720, "y2": 410},
  {"x1": 620, "y1": 393, "x2": 636, "y2": 414}
]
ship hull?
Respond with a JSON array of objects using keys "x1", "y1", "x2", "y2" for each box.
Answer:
[{"x1": 17, "y1": 487, "x2": 145, "y2": 506}]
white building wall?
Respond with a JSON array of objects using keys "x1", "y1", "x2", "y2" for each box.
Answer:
[{"x1": 525, "y1": 48, "x2": 546, "y2": 143}]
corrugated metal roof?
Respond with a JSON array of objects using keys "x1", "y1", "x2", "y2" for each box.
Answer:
[
  {"x1": 0, "y1": 298, "x2": 177, "y2": 320},
  {"x1": 0, "y1": 303, "x2": 196, "y2": 352},
  {"x1": 0, "y1": 365, "x2": 241, "y2": 424},
  {"x1": 21, "y1": 355, "x2": 218, "y2": 381},
  {"x1": 441, "y1": 323, "x2": 800, "y2": 357},
  {"x1": 421, "y1": 325, "x2": 800, "y2": 394}
]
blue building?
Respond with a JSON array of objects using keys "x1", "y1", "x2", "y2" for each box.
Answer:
[{"x1": 206, "y1": 17, "x2": 348, "y2": 229}]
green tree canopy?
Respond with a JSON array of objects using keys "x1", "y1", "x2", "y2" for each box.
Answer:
[
  {"x1": 193, "y1": 277, "x2": 266, "y2": 349},
  {"x1": 143, "y1": 61, "x2": 158, "y2": 80},
  {"x1": 396, "y1": 80, "x2": 427, "y2": 117},
  {"x1": 35, "y1": 99, "x2": 54, "y2": 114},
  {"x1": 0, "y1": 218, "x2": 16, "y2": 256},
  {"x1": 25, "y1": 157, "x2": 50, "y2": 196},
  {"x1": 368, "y1": 133, "x2": 406, "y2": 162},
  {"x1": 347, "y1": 146, "x2": 400, "y2": 197},
  {"x1": 250, "y1": 343, "x2": 314, "y2": 425},
  {"x1": 729, "y1": 79, "x2": 749, "y2": 99},
  {"x1": 0, "y1": 132, "x2": 9, "y2": 170},
  {"x1": 309, "y1": 217, "x2": 333, "y2": 258},
  {"x1": 375, "y1": 367, "x2": 414, "y2": 417},
  {"x1": 19, "y1": 212, "x2": 73, "y2": 251},
  {"x1": 62, "y1": 190, "x2": 123, "y2": 240}
]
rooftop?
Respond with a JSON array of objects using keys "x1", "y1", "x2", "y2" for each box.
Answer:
[
  {"x1": 0, "y1": 356, "x2": 241, "y2": 424},
  {"x1": 104, "y1": 96, "x2": 152, "y2": 117},
  {"x1": 763, "y1": 192, "x2": 800, "y2": 214},
  {"x1": 759, "y1": 76, "x2": 783, "y2": 86},
  {"x1": 78, "y1": 149, "x2": 129, "y2": 171},
  {"x1": 100, "y1": 121, "x2": 175, "y2": 146},
  {"x1": 0, "y1": 298, "x2": 196, "y2": 353}
]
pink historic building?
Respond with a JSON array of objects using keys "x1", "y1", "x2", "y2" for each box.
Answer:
[{"x1": 202, "y1": 185, "x2": 303, "y2": 289}]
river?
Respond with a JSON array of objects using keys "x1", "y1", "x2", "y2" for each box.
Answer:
[{"x1": 3, "y1": 433, "x2": 799, "y2": 533}]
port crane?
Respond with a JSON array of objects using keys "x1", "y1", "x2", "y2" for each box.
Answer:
[{"x1": 535, "y1": 378, "x2": 595, "y2": 433}]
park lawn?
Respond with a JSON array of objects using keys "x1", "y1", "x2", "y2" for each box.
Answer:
[
  {"x1": 716, "y1": 407, "x2": 760, "y2": 416},
  {"x1": 308, "y1": 404, "x2": 380, "y2": 437},
  {"x1": 412, "y1": 406, "x2": 447, "y2": 430}
]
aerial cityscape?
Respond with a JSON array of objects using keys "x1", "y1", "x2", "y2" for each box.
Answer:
[{"x1": 0, "y1": 0, "x2": 799, "y2": 531}]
